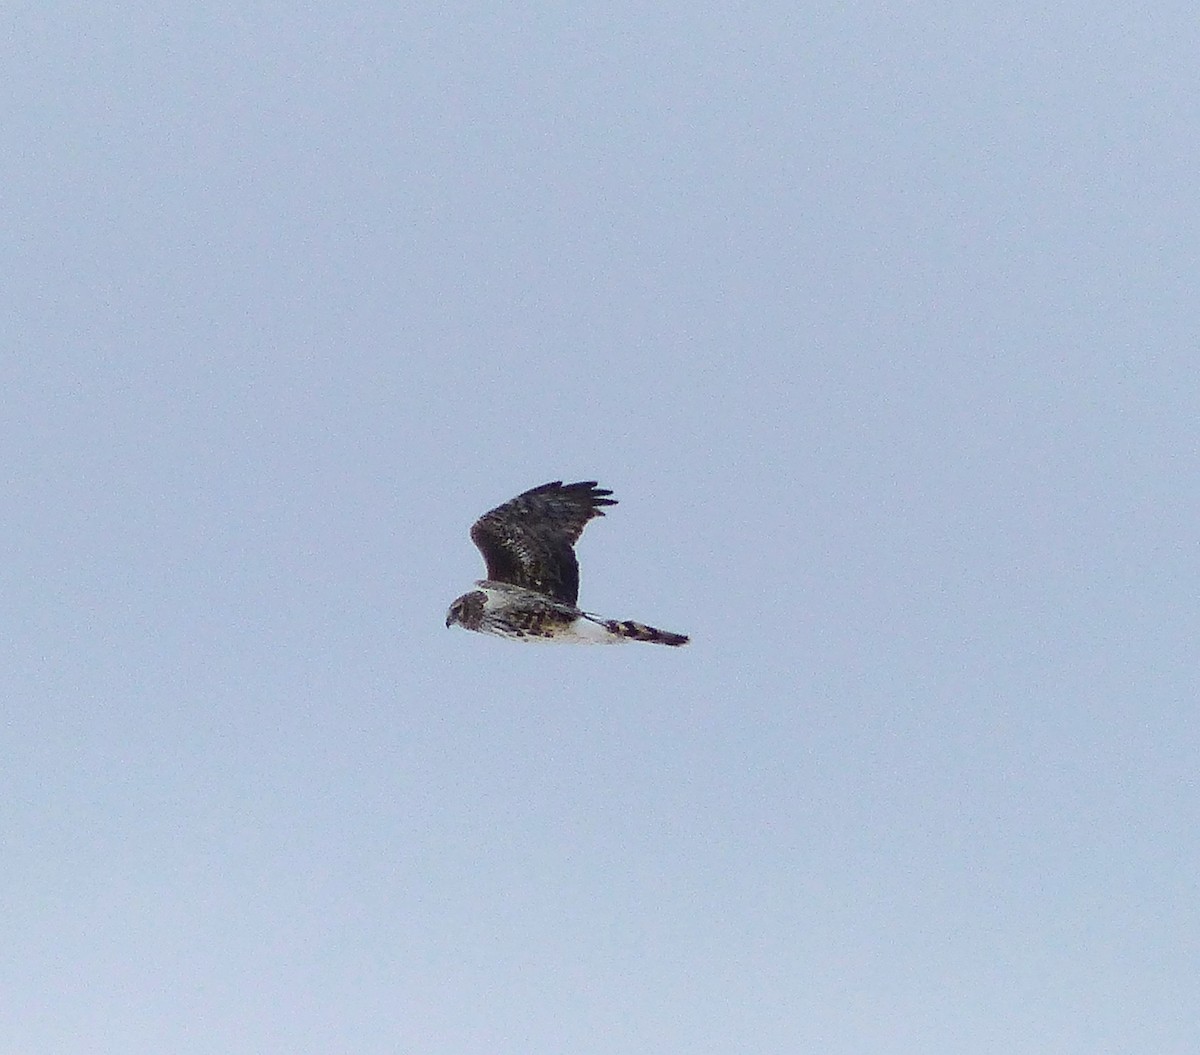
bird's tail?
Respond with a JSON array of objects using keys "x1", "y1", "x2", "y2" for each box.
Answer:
[{"x1": 586, "y1": 615, "x2": 689, "y2": 647}]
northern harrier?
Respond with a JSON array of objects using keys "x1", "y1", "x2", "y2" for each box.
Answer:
[{"x1": 446, "y1": 481, "x2": 689, "y2": 646}]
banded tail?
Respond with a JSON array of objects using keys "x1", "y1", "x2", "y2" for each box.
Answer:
[{"x1": 592, "y1": 616, "x2": 689, "y2": 647}]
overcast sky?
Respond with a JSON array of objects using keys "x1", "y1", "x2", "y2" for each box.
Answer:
[{"x1": 3, "y1": 4, "x2": 1197, "y2": 1053}]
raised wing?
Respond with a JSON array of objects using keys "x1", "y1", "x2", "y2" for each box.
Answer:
[{"x1": 469, "y1": 480, "x2": 616, "y2": 604}]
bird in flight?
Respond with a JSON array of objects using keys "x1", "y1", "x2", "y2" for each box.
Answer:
[{"x1": 446, "y1": 480, "x2": 689, "y2": 646}]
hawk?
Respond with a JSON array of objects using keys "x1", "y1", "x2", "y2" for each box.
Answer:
[{"x1": 446, "y1": 480, "x2": 689, "y2": 646}]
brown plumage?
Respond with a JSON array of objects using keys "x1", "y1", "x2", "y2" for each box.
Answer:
[
  {"x1": 446, "y1": 480, "x2": 689, "y2": 646},
  {"x1": 469, "y1": 480, "x2": 615, "y2": 605}
]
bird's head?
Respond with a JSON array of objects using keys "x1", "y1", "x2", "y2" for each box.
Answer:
[{"x1": 446, "y1": 590, "x2": 486, "y2": 630}]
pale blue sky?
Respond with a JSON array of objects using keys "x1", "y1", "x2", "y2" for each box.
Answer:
[{"x1": 3, "y1": 4, "x2": 1197, "y2": 1053}]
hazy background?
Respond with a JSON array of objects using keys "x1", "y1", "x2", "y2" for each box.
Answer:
[{"x1": 3, "y1": 4, "x2": 1197, "y2": 1053}]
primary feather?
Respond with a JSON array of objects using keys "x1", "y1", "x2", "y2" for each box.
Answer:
[
  {"x1": 446, "y1": 480, "x2": 688, "y2": 646},
  {"x1": 468, "y1": 480, "x2": 615, "y2": 605}
]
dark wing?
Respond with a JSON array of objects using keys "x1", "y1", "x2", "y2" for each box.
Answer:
[{"x1": 469, "y1": 480, "x2": 616, "y2": 604}]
